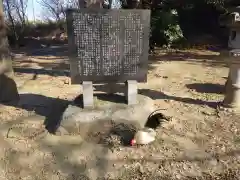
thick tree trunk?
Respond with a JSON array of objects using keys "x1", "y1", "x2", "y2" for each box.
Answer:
[{"x1": 0, "y1": 0, "x2": 19, "y2": 103}]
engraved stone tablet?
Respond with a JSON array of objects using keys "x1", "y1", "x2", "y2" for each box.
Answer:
[{"x1": 66, "y1": 8, "x2": 150, "y2": 84}]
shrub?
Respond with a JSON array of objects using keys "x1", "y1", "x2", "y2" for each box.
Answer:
[{"x1": 150, "y1": 9, "x2": 184, "y2": 48}]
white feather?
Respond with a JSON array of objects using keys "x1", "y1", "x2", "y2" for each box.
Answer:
[{"x1": 133, "y1": 128, "x2": 156, "y2": 145}]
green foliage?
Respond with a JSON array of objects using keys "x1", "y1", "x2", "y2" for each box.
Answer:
[
  {"x1": 149, "y1": 0, "x2": 239, "y2": 49},
  {"x1": 151, "y1": 9, "x2": 184, "y2": 48}
]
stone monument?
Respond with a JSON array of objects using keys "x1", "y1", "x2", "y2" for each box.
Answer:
[
  {"x1": 53, "y1": 8, "x2": 154, "y2": 135},
  {"x1": 66, "y1": 8, "x2": 151, "y2": 108},
  {"x1": 222, "y1": 6, "x2": 240, "y2": 109}
]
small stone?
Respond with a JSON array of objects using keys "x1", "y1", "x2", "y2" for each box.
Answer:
[
  {"x1": 139, "y1": 166, "x2": 144, "y2": 174},
  {"x1": 221, "y1": 146, "x2": 226, "y2": 152},
  {"x1": 64, "y1": 78, "x2": 69, "y2": 84},
  {"x1": 182, "y1": 164, "x2": 188, "y2": 170},
  {"x1": 209, "y1": 159, "x2": 218, "y2": 166},
  {"x1": 176, "y1": 174, "x2": 182, "y2": 179},
  {"x1": 201, "y1": 111, "x2": 212, "y2": 116}
]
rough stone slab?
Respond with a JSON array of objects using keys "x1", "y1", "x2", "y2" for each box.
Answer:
[{"x1": 60, "y1": 94, "x2": 154, "y2": 134}]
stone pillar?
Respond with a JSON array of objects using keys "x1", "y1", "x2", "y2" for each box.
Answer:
[
  {"x1": 80, "y1": 0, "x2": 103, "y2": 109},
  {"x1": 82, "y1": 81, "x2": 94, "y2": 108},
  {"x1": 223, "y1": 49, "x2": 240, "y2": 109},
  {"x1": 125, "y1": 80, "x2": 138, "y2": 105}
]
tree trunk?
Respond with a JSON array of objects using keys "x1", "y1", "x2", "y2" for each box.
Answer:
[
  {"x1": 5, "y1": 0, "x2": 19, "y2": 48},
  {"x1": 0, "y1": 0, "x2": 19, "y2": 103}
]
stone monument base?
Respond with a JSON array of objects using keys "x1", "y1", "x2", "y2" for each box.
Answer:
[{"x1": 59, "y1": 94, "x2": 155, "y2": 135}]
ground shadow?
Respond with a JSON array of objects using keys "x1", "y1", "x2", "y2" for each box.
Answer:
[
  {"x1": 17, "y1": 93, "x2": 70, "y2": 116},
  {"x1": 94, "y1": 83, "x2": 125, "y2": 93},
  {"x1": 148, "y1": 49, "x2": 228, "y2": 71},
  {"x1": 73, "y1": 92, "x2": 126, "y2": 108},
  {"x1": 1, "y1": 92, "x2": 135, "y2": 135},
  {"x1": 27, "y1": 45, "x2": 68, "y2": 56},
  {"x1": 1, "y1": 93, "x2": 71, "y2": 134},
  {"x1": 95, "y1": 93, "x2": 126, "y2": 104},
  {"x1": 139, "y1": 89, "x2": 219, "y2": 108},
  {"x1": 186, "y1": 83, "x2": 224, "y2": 94},
  {"x1": 13, "y1": 67, "x2": 70, "y2": 77},
  {"x1": 11, "y1": 38, "x2": 68, "y2": 56},
  {"x1": 93, "y1": 83, "x2": 126, "y2": 104}
]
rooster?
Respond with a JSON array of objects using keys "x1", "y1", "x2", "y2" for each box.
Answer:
[
  {"x1": 130, "y1": 109, "x2": 171, "y2": 146},
  {"x1": 130, "y1": 127, "x2": 156, "y2": 146},
  {"x1": 144, "y1": 109, "x2": 171, "y2": 129}
]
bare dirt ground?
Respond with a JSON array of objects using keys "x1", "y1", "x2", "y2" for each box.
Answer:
[{"x1": 0, "y1": 45, "x2": 239, "y2": 180}]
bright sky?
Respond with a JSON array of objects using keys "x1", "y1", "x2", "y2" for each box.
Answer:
[
  {"x1": 25, "y1": 0, "x2": 122, "y2": 21},
  {"x1": 26, "y1": 0, "x2": 40, "y2": 21}
]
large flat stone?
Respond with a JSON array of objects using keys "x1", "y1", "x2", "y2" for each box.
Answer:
[{"x1": 60, "y1": 94, "x2": 155, "y2": 134}]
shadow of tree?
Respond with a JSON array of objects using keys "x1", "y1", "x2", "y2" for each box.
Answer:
[
  {"x1": 73, "y1": 93, "x2": 126, "y2": 107},
  {"x1": 27, "y1": 45, "x2": 68, "y2": 57},
  {"x1": 11, "y1": 39, "x2": 68, "y2": 56},
  {"x1": 1, "y1": 92, "x2": 137, "y2": 135},
  {"x1": 139, "y1": 89, "x2": 219, "y2": 108},
  {"x1": 13, "y1": 67, "x2": 70, "y2": 77},
  {"x1": 186, "y1": 83, "x2": 224, "y2": 94},
  {"x1": 0, "y1": 93, "x2": 70, "y2": 134},
  {"x1": 148, "y1": 49, "x2": 228, "y2": 71}
]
